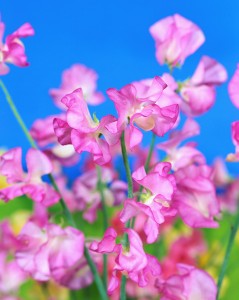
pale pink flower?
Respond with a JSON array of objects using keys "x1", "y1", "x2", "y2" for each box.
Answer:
[
  {"x1": 120, "y1": 162, "x2": 176, "y2": 243},
  {"x1": 180, "y1": 56, "x2": 227, "y2": 116},
  {"x1": 161, "y1": 231, "x2": 206, "y2": 278},
  {"x1": 227, "y1": 121, "x2": 239, "y2": 162},
  {"x1": 173, "y1": 164, "x2": 219, "y2": 228},
  {"x1": 16, "y1": 222, "x2": 88, "y2": 289},
  {"x1": 0, "y1": 148, "x2": 60, "y2": 206},
  {"x1": 228, "y1": 63, "x2": 239, "y2": 108},
  {"x1": 31, "y1": 115, "x2": 78, "y2": 166},
  {"x1": 107, "y1": 77, "x2": 179, "y2": 149},
  {"x1": 149, "y1": 14, "x2": 205, "y2": 67},
  {"x1": 156, "y1": 264, "x2": 217, "y2": 300},
  {"x1": 0, "y1": 22, "x2": 34, "y2": 75},
  {"x1": 73, "y1": 167, "x2": 127, "y2": 222},
  {"x1": 50, "y1": 64, "x2": 104, "y2": 109},
  {"x1": 54, "y1": 88, "x2": 119, "y2": 165},
  {"x1": 90, "y1": 228, "x2": 161, "y2": 295},
  {"x1": 157, "y1": 119, "x2": 205, "y2": 171}
]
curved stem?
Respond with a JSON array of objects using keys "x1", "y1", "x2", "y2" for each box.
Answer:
[
  {"x1": 0, "y1": 79, "x2": 108, "y2": 300},
  {"x1": 216, "y1": 212, "x2": 239, "y2": 299},
  {"x1": 120, "y1": 131, "x2": 134, "y2": 300},
  {"x1": 96, "y1": 165, "x2": 109, "y2": 289},
  {"x1": 130, "y1": 132, "x2": 156, "y2": 228},
  {"x1": 0, "y1": 80, "x2": 37, "y2": 148}
]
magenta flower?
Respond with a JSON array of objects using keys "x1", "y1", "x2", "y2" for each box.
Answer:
[
  {"x1": 157, "y1": 118, "x2": 205, "y2": 171},
  {"x1": 228, "y1": 63, "x2": 239, "y2": 108},
  {"x1": 180, "y1": 56, "x2": 227, "y2": 116},
  {"x1": 73, "y1": 167, "x2": 127, "y2": 222},
  {"x1": 120, "y1": 162, "x2": 176, "y2": 243},
  {"x1": 227, "y1": 121, "x2": 239, "y2": 162},
  {"x1": 149, "y1": 14, "x2": 205, "y2": 67},
  {"x1": 156, "y1": 264, "x2": 217, "y2": 300},
  {"x1": 0, "y1": 22, "x2": 34, "y2": 75},
  {"x1": 90, "y1": 228, "x2": 161, "y2": 295},
  {"x1": 0, "y1": 148, "x2": 60, "y2": 206},
  {"x1": 54, "y1": 88, "x2": 120, "y2": 165},
  {"x1": 31, "y1": 114, "x2": 78, "y2": 166},
  {"x1": 49, "y1": 64, "x2": 104, "y2": 109},
  {"x1": 107, "y1": 77, "x2": 179, "y2": 149},
  {"x1": 173, "y1": 164, "x2": 219, "y2": 228},
  {"x1": 16, "y1": 221, "x2": 88, "y2": 289}
]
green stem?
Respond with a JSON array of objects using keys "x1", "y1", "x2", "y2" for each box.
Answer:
[
  {"x1": 96, "y1": 165, "x2": 109, "y2": 289},
  {"x1": 69, "y1": 290, "x2": 78, "y2": 300},
  {"x1": 145, "y1": 133, "x2": 156, "y2": 173},
  {"x1": 0, "y1": 79, "x2": 108, "y2": 300},
  {"x1": 120, "y1": 131, "x2": 134, "y2": 300},
  {"x1": 130, "y1": 132, "x2": 156, "y2": 228},
  {"x1": 0, "y1": 80, "x2": 37, "y2": 149},
  {"x1": 120, "y1": 131, "x2": 133, "y2": 198},
  {"x1": 216, "y1": 212, "x2": 239, "y2": 299}
]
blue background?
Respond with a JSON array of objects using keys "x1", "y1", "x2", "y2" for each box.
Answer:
[{"x1": 1, "y1": 0, "x2": 239, "y2": 174}]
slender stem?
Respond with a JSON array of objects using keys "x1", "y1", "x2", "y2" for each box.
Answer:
[
  {"x1": 120, "y1": 131, "x2": 134, "y2": 300},
  {"x1": 130, "y1": 132, "x2": 156, "y2": 228},
  {"x1": 0, "y1": 80, "x2": 37, "y2": 149},
  {"x1": 120, "y1": 131, "x2": 133, "y2": 198},
  {"x1": 0, "y1": 79, "x2": 108, "y2": 300},
  {"x1": 84, "y1": 247, "x2": 108, "y2": 300},
  {"x1": 216, "y1": 212, "x2": 239, "y2": 299},
  {"x1": 145, "y1": 133, "x2": 156, "y2": 173},
  {"x1": 96, "y1": 165, "x2": 109, "y2": 289}
]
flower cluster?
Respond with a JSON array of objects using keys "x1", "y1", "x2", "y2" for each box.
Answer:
[{"x1": 0, "y1": 13, "x2": 237, "y2": 300}]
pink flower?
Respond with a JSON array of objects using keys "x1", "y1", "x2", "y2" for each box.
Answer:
[
  {"x1": 90, "y1": 228, "x2": 161, "y2": 295},
  {"x1": 173, "y1": 164, "x2": 219, "y2": 228},
  {"x1": 157, "y1": 118, "x2": 205, "y2": 171},
  {"x1": 227, "y1": 121, "x2": 239, "y2": 162},
  {"x1": 0, "y1": 148, "x2": 60, "y2": 206},
  {"x1": 0, "y1": 22, "x2": 34, "y2": 75},
  {"x1": 31, "y1": 115, "x2": 78, "y2": 166},
  {"x1": 156, "y1": 264, "x2": 217, "y2": 300},
  {"x1": 161, "y1": 231, "x2": 206, "y2": 278},
  {"x1": 120, "y1": 163, "x2": 176, "y2": 243},
  {"x1": 49, "y1": 64, "x2": 104, "y2": 109},
  {"x1": 73, "y1": 167, "x2": 127, "y2": 222},
  {"x1": 149, "y1": 14, "x2": 205, "y2": 67},
  {"x1": 228, "y1": 63, "x2": 239, "y2": 108},
  {"x1": 107, "y1": 77, "x2": 179, "y2": 149},
  {"x1": 54, "y1": 89, "x2": 120, "y2": 165},
  {"x1": 180, "y1": 56, "x2": 227, "y2": 116},
  {"x1": 16, "y1": 222, "x2": 88, "y2": 289}
]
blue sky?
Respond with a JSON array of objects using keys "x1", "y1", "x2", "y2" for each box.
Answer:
[{"x1": 1, "y1": 0, "x2": 239, "y2": 174}]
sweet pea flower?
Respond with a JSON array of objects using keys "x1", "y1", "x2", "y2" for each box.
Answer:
[
  {"x1": 120, "y1": 162, "x2": 176, "y2": 243},
  {"x1": 107, "y1": 77, "x2": 179, "y2": 149},
  {"x1": 180, "y1": 56, "x2": 227, "y2": 116},
  {"x1": 157, "y1": 118, "x2": 205, "y2": 171},
  {"x1": 31, "y1": 115, "x2": 78, "y2": 166},
  {"x1": 50, "y1": 64, "x2": 104, "y2": 109},
  {"x1": 149, "y1": 14, "x2": 205, "y2": 67},
  {"x1": 173, "y1": 164, "x2": 219, "y2": 228},
  {"x1": 228, "y1": 63, "x2": 239, "y2": 108},
  {"x1": 16, "y1": 221, "x2": 89, "y2": 289},
  {"x1": 161, "y1": 231, "x2": 206, "y2": 278},
  {"x1": 54, "y1": 88, "x2": 119, "y2": 165},
  {"x1": 90, "y1": 228, "x2": 161, "y2": 295},
  {"x1": 227, "y1": 121, "x2": 239, "y2": 162},
  {"x1": 73, "y1": 167, "x2": 127, "y2": 222},
  {"x1": 0, "y1": 22, "x2": 34, "y2": 75},
  {"x1": 156, "y1": 264, "x2": 217, "y2": 300},
  {"x1": 0, "y1": 148, "x2": 60, "y2": 206}
]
